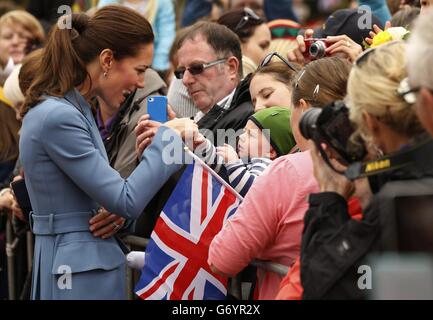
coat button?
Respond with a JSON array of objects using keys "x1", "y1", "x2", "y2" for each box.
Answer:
[{"x1": 337, "y1": 239, "x2": 351, "y2": 256}]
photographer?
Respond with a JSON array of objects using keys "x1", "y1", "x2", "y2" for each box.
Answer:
[{"x1": 300, "y1": 41, "x2": 433, "y2": 299}]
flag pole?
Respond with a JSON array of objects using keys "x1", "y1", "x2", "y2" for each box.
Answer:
[{"x1": 184, "y1": 147, "x2": 244, "y2": 201}]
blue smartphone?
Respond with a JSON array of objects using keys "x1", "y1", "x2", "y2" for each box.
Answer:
[{"x1": 147, "y1": 96, "x2": 168, "y2": 122}]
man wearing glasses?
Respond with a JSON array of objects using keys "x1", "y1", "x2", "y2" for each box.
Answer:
[
  {"x1": 175, "y1": 21, "x2": 254, "y2": 146},
  {"x1": 407, "y1": 8, "x2": 433, "y2": 136}
]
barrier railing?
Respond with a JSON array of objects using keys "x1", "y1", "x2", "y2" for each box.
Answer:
[
  {"x1": 121, "y1": 235, "x2": 289, "y2": 300},
  {"x1": 4, "y1": 225, "x2": 288, "y2": 300}
]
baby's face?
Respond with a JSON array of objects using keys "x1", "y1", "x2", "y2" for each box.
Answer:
[{"x1": 238, "y1": 120, "x2": 272, "y2": 159}]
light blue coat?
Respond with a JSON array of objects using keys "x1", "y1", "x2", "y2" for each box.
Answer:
[{"x1": 19, "y1": 89, "x2": 183, "y2": 299}]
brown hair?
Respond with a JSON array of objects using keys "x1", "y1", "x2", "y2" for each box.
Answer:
[
  {"x1": 390, "y1": 7, "x2": 420, "y2": 30},
  {"x1": 217, "y1": 8, "x2": 265, "y2": 43},
  {"x1": 21, "y1": 5, "x2": 154, "y2": 117},
  {"x1": 0, "y1": 102, "x2": 20, "y2": 162},
  {"x1": 0, "y1": 10, "x2": 45, "y2": 48},
  {"x1": 252, "y1": 61, "x2": 300, "y2": 89},
  {"x1": 176, "y1": 21, "x2": 243, "y2": 78},
  {"x1": 19, "y1": 48, "x2": 44, "y2": 97},
  {"x1": 291, "y1": 56, "x2": 352, "y2": 109}
]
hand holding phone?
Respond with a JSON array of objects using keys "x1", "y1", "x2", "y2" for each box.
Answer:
[
  {"x1": 147, "y1": 96, "x2": 168, "y2": 123},
  {"x1": 10, "y1": 178, "x2": 32, "y2": 221}
]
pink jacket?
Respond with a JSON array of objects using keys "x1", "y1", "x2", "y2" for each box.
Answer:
[{"x1": 208, "y1": 151, "x2": 319, "y2": 299}]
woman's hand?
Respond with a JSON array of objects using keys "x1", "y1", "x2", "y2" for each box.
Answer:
[
  {"x1": 135, "y1": 114, "x2": 161, "y2": 158},
  {"x1": 353, "y1": 177, "x2": 373, "y2": 210},
  {"x1": 325, "y1": 35, "x2": 363, "y2": 63},
  {"x1": 163, "y1": 117, "x2": 199, "y2": 146},
  {"x1": 135, "y1": 105, "x2": 177, "y2": 158},
  {"x1": 216, "y1": 144, "x2": 239, "y2": 163},
  {"x1": 89, "y1": 208, "x2": 126, "y2": 239},
  {"x1": 309, "y1": 141, "x2": 354, "y2": 199},
  {"x1": 287, "y1": 29, "x2": 315, "y2": 65},
  {"x1": 0, "y1": 188, "x2": 14, "y2": 211}
]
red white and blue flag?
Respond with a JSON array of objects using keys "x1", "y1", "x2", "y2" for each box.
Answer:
[{"x1": 135, "y1": 154, "x2": 242, "y2": 300}]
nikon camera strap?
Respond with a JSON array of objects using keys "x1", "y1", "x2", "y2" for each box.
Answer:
[{"x1": 344, "y1": 135, "x2": 432, "y2": 180}]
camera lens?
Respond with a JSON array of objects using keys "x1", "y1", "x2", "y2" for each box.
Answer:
[
  {"x1": 299, "y1": 108, "x2": 322, "y2": 140},
  {"x1": 309, "y1": 41, "x2": 327, "y2": 59}
]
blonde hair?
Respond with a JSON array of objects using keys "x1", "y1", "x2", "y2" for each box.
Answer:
[
  {"x1": 348, "y1": 41, "x2": 424, "y2": 143},
  {"x1": 0, "y1": 10, "x2": 45, "y2": 46}
]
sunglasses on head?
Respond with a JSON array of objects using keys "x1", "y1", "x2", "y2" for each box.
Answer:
[
  {"x1": 259, "y1": 51, "x2": 298, "y2": 72},
  {"x1": 235, "y1": 7, "x2": 262, "y2": 31},
  {"x1": 174, "y1": 58, "x2": 228, "y2": 79}
]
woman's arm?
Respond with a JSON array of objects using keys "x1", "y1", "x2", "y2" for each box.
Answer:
[{"x1": 41, "y1": 106, "x2": 186, "y2": 219}]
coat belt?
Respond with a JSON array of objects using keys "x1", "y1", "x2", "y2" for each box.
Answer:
[{"x1": 29, "y1": 210, "x2": 97, "y2": 235}]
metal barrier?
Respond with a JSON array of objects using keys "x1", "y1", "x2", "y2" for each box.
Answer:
[
  {"x1": 4, "y1": 226, "x2": 288, "y2": 300},
  {"x1": 4, "y1": 217, "x2": 33, "y2": 300},
  {"x1": 121, "y1": 235, "x2": 289, "y2": 300}
]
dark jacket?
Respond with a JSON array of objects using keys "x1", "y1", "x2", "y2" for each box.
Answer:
[
  {"x1": 301, "y1": 136, "x2": 433, "y2": 299},
  {"x1": 196, "y1": 75, "x2": 254, "y2": 146}
]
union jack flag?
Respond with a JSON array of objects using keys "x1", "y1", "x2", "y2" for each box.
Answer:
[{"x1": 135, "y1": 154, "x2": 242, "y2": 300}]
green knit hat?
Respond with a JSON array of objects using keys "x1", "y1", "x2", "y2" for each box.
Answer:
[{"x1": 249, "y1": 107, "x2": 296, "y2": 157}]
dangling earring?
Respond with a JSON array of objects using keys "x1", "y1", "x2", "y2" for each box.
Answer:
[{"x1": 103, "y1": 71, "x2": 108, "y2": 78}]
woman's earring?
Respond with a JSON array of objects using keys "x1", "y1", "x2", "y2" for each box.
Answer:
[{"x1": 103, "y1": 71, "x2": 108, "y2": 78}]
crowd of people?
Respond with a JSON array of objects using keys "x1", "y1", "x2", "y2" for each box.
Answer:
[{"x1": 1, "y1": 0, "x2": 433, "y2": 300}]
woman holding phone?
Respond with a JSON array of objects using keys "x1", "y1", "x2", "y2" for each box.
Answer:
[{"x1": 19, "y1": 6, "x2": 195, "y2": 300}]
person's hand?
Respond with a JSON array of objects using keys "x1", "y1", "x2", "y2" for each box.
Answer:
[
  {"x1": 0, "y1": 188, "x2": 14, "y2": 211},
  {"x1": 163, "y1": 117, "x2": 199, "y2": 143},
  {"x1": 353, "y1": 177, "x2": 373, "y2": 210},
  {"x1": 287, "y1": 29, "x2": 314, "y2": 65},
  {"x1": 365, "y1": 21, "x2": 392, "y2": 46},
  {"x1": 192, "y1": 132, "x2": 207, "y2": 150},
  {"x1": 135, "y1": 114, "x2": 161, "y2": 158},
  {"x1": 309, "y1": 141, "x2": 354, "y2": 199},
  {"x1": 324, "y1": 34, "x2": 363, "y2": 63},
  {"x1": 167, "y1": 104, "x2": 177, "y2": 120},
  {"x1": 11, "y1": 197, "x2": 27, "y2": 222},
  {"x1": 216, "y1": 144, "x2": 239, "y2": 163},
  {"x1": 89, "y1": 208, "x2": 125, "y2": 239}
]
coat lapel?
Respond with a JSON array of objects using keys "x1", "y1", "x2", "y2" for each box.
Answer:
[{"x1": 64, "y1": 90, "x2": 108, "y2": 162}]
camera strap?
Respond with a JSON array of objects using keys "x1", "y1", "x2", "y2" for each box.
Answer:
[{"x1": 344, "y1": 136, "x2": 432, "y2": 180}]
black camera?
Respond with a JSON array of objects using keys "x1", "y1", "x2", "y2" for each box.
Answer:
[{"x1": 299, "y1": 100, "x2": 367, "y2": 166}]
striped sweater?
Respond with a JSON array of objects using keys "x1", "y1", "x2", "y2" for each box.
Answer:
[{"x1": 195, "y1": 140, "x2": 272, "y2": 197}]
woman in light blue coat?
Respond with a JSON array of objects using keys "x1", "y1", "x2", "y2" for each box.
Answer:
[
  {"x1": 19, "y1": 6, "x2": 194, "y2": 299},
  {"x1": 97, "y1": 0, "x2": 176, "y2": 72}
]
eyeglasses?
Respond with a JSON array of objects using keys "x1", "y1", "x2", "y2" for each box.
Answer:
[
  {"x1": 174, "y1": 58, "x2": 227, "y2": 79},
  {"x1": 259, "y1": 51, "x2": 297, "y2": 72},
  {"x1": 235, "y1": 7, "x2": 262, "y2": 31}
]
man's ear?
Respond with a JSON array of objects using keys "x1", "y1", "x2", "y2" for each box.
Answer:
[
  {"x1": 99, "y1": 49, "x2": 114, "y2": 72},
  {"x1": 226, "y1": 56, "x2": 240, "y2": 80}
]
